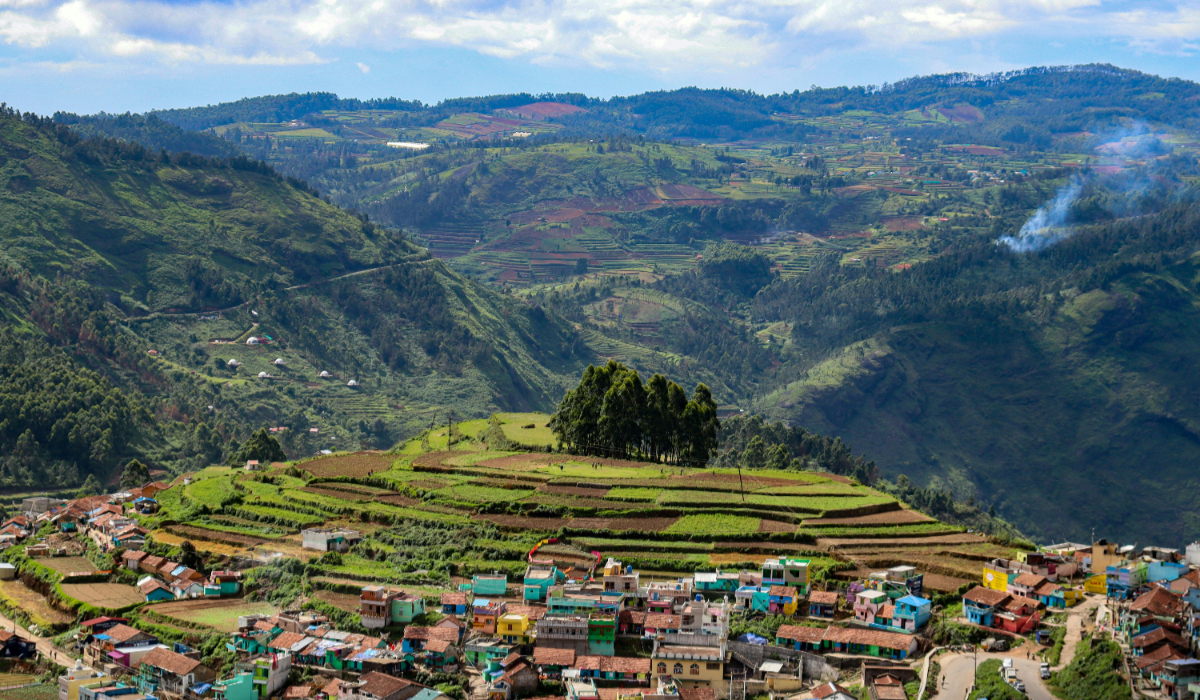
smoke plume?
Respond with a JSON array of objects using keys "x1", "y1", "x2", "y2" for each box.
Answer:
[{"x1": 997, "y1": 176, "x2": 1084, "y2": 253}]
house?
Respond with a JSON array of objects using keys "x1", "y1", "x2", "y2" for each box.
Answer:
[
  {"x1": 533, "y1": 647, "x2": 576, "y2": 677},
  {"x1": 963, "y1": 587, "x2": 1013, "y2": 627},
  {"x1": 536, "y1": 614, "x2": 591, "y2": 654},
  {"x1": 819, "y1": 627, "x2": 918, "y2": 660},
  {"x1": 854, "y1": 590, "x2": 890, "y2": 626},
  {"x1": 644, "y1": 613, "x2": 680, "y2": 636},
  {"x1": 1132, "y1": 628, "x2": 1190, "y2": 658},
  {"x1": 500, "y1": 656, "x2": 539, "y2": 696},
  {"x1": 422, "y1": 639, "x2": 457, "y2": 670},
  {"x1": 524, "y1": 564, "x2": 565, "y2": 601},
  {"x1": 808, "y1": 591, "x2": 838, "y2": 618},
  {"x1": 0, "y1": 629, "x2": 36, "y2": 658},
  {"x1": 1160, "y1": 658, "x2": 1200, "y2": 699},
  {"x1": 573, "y1": 655, "x2": 652, "y2": 684},
  {"x1": 442, "y1": 592, "x2": 470, "y2": 616},
  {"x1": 245, "y1": 460, "x2": 261, "y2": 471},
  {"x1": 136, "y1": 647, "x2": 215, "y2": 695},
  {"x1": 172, "y1": 579, "x2": 205, "y2": 599},
  {"x1": 810, "y1": 683, "x2": 856, "y2": 700},
  {"x1": 59, "y1": 663, "x2": 110, "y2": 700},
  {"x1": 498, "y1": 613, "x2": 532, "y2": 645},
  {"x1": 402, "y1": 626, "x2": 458, "y2": 653},
  {"x1": 473, "y1": 599, "x2": 506, "y2": 635},
  {"x1": 588, "y1": 614, "x2": 617, "y2": 656},
  {"x1": 775, "y1": 625, "x2": 825, "y2": 653},
  {"x1": 761, "y1": 557, "x2": 809, "y2": 594},
  {"x1": 891, "y1": 596, "x2": 931, "y2": 632},
  {"x1": 139, "y1": 577, "x2": 174, "y2": 602},
  {"x1": 464, "y1": 639, "x2": 515, "y2": 669},
  {"x1": 767, "y1": 586, "x2": 798, "y2": 614},
  {"x1": 473, "y1": 574, "x2": 509, "y2": 596},
  {"x1": 303, "y1": 528, "x2": 363, "y2": 553},
  {"x1": 210, "y1": 570, "x2": 244, "y2": 596},
  {"x1": 1009, "y1": 573, "x2": 1047, "y2": 599},
  {"x1": 87, "y1": 623, "x2": 159, "y2": 668},
  {"x1": 361, "y1": 586, "x2": 426, "y2": 629},
  {"x1": 651, "y1": 643, "x2": 725, "y2": 688},
  {"x1": 565, "y1": 677, "x2": 600, "y2": 700},
  {"x1": 434, "y1": 615, "x2": 467, "y2": 643},
  {"x1": 1106, "y1": 559, "x2": 1150, "y2": 599},
  {"x1": 602, "y1": 559, "x2": 641, "y2": 593},
  {"x1": 122, "y1": 550, "x2": 149, "y2": 571},
  {"x1": 338, "y1": 671, "x2": 426, "y2": 700},
  {"x1": 619, "y1": 610, "x2": 646, "y2": 636}
]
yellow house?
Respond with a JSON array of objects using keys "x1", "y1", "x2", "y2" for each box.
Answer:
[
  {"x1": 652, "y1": 644, "x2": 725, "y2": 688},
  {"x1": 498, "y1": 613, "x2": 531, "y2": 645},
  {"x1": 981, "y1": 563, "x2": 1010, "y2": 592},
  {"x1": 58, "y1": 665, "x2": 109, "y2": 700},
  {"x1": 1084, "y1": 574, "x2": 1108, "y2": 595}
]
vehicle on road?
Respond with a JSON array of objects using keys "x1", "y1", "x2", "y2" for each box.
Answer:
[
  {"x1": 983, "y1": 637, "x2": 1010, "y2": 652},
  {"x1": 1040, "y1": 662, "x2": 1051, "y2": 679}
]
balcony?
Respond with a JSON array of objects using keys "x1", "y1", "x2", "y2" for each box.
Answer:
[{"x1": 362, "y1": 614, "x2": 388, "y2": 629}]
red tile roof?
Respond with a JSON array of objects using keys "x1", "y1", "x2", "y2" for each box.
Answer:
[
  {"x1": 360, "y1": 671, "x2": 422, "y2": 700},
  {"x1": 441, "y1": 592, "x2": 469, "y2": 606},
  {"x1": 1131, "y1": 587, "x2": 1183, "y2": 618},
  {"x1": 776, "y1": 625, "x2": 826, "y2": 644},
  {"x1": 425, "y1": 639, "x2": 454, "y2": 654},
  {"x1": 1132, "y1": 627, "x2": 1188, "y2": 651},
  {"x1": 680, "y1": 688, "x2": 716, "y2": 700},
  {"x1": 1012, "y1": 572, "x2": 1047, "y2": 588},
  {"x1": 963, "y1": 587, "x2": 1010, "y2": 607},
  {"x1": 105, "y1": 624, "x2": 150, "y2": 644},
  {"x1": 269, "y1": 632, "x2": 309, "y2": 650},
  {"x1": 533, "y1": 647, "x2": 575, "y2": 666},
  {"x1": 644, "y1": 613, "x2": 680, "y2": 629},
  {"x1": 403, "y1": 626, "x2": 459, "y2": 642},
  {"x1": 768, "y1": 585, "x2": 796, "y2": 598},
  {"x1": 809, "y1": 591, "x2": 839, "y2": 605},
  {"x1": 821, "y1": 626, "x2": 916, "y2": 652},
  {"x1": 141, "y1": 647, "x2": 204, "y2": 676},
  {"x1": 812, "y1": 683, "x2": 854, "y2": 699}
]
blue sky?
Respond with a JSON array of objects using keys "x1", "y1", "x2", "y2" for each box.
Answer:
[{"x1": 1, "y1": 0, "x2": 1198, "y2": 115}]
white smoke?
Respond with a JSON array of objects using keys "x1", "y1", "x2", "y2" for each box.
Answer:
[{"x1": 997, "y1": 176, "x2": 1084, "y2": 253}]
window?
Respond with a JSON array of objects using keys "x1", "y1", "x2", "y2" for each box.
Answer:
[
  {"x1": 706, "y1": 663, "x2": 720, "y2": 670},
  {"x1": 690, "y1": 664, "x2": 699, "y2": 675},
  {"x1": 657, "y1": 663, "x2": 667, "y2": 674},
  {"x1": 674, "y1": 664, "x2": 683, "y2": 675}
]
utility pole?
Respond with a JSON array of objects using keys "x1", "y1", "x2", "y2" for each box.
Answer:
[{"x1": 737, "y1": 463, "x2": 745, "y2": 502}]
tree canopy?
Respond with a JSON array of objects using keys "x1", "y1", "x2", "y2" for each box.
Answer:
[{"x1": 550, "y1": 361, "x2": 718, "y2": 465}]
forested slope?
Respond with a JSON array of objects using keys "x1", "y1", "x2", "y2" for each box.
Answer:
[
  {"x1": 753, "y1": 190, "x2": 1200, "y2": 544},
  {"x1": 0, "y1": 106, "x2": 591, "y2": 488}
]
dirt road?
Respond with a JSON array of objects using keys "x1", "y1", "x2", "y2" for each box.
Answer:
[{"x1": 0, "y1": 611, "x2": 76, "y2": 667}]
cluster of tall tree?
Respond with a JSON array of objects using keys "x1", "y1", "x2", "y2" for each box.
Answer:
[{"x1": 550, "y1": 361, "x2": 719, "y2": 465}]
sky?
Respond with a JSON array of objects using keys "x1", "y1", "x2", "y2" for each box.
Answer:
[{"x1": 1, "y1": 0, "x2": 1198, "y2": 115}]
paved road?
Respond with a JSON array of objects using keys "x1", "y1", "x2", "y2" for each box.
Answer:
[
  {"x1": 0, "y1": 611, "x2": 77, "y2": 667},
  {"x1": 939, "y1": 652, "x2": 1053, "y2": 700}
]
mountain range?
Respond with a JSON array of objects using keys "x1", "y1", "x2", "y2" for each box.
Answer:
[{"x1": 3, "y1": 65, "x2": 1200, "y2": 546}]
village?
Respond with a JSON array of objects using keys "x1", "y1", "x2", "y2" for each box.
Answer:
[{"x1": 0, "y1": 475, "x2": 1198, "y2": 700}]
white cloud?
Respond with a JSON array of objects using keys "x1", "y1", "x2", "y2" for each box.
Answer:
[
  {"x1": 0, "y1": 0, "x2": 1193, "y2": 75},
  {"x1": 356, "y1": 61, "x2": 370, "y2": 73}
]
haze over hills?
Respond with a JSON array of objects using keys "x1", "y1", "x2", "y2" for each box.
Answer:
[{"x1": 6, "y1": 64, "x2": 1200, "y2": 545}]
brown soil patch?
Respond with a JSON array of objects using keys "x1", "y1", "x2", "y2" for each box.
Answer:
[
  {"x1": 818, "y1": 533, "x2": 985, "y2": 548},
  {"x1": 585, "y1": 516, "x2": 678, "y2": 532},
  {"x1": 153, "y1": 531, "x2": 248, "y2": 556},
  {"x1": 475, "y1": 514, "x2": 571, "y2": 530},
  {"x1": 60, "y1": 583, "x2": 143, "y2": 610},
  {"x1": 165, "y1": 524, "x2": 274, "y2": 547},
  {"x1": 758, "y1": 519, "x2": 796, "y2": 533},
  {"x1": 921, "y1": 573, "x2": 972, "y2": 591},
  {"x1": 302, "y1": 486, "x2": 369, "y2": 501},
  {"x1": 880, "y1": 216, "x2": 927, "y2": 232},
  {"x1": 303, "y1": 451, "x2": 396, "y2": 477},
  {"x1": 804, "y1": 509, "x2": 934, "y2": 526},
  {"x1": 39, "y1": 556, "x2": 98, "y2": 575},
  {"x1": 313, "y1": 588, "x2": 361, "y2": 613},
  {"x1": 0, "y1": 579, "x2": 73, "y2": 626},
  {"x1": 524, "y1": 494, "x2": 635, "y2": 510},
  {"x1": 539, "y1": 484, "x2": 612, "y2": 498},
  {"x1": 376, "y1": 494, "x2": 420, "y2": 506}
]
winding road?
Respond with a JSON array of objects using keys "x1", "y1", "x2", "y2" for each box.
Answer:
[{"x1": 938, "y1": 652, "x2": 1053, "y2": 700}]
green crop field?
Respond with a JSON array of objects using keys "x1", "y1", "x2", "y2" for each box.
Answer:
[{"x1": 665, "y1": 514, "x2": 762, "y2": 535}]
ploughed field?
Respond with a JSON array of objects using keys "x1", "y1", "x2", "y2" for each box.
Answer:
[{"x1": 156, "y1": 416, "x2": 1007, "y2": 591}]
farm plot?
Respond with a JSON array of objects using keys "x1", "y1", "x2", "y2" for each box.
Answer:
[
  {"x1": 665, "y1": 514, "x2": 761, "y2": 535},
  {"x1": 568, "y1": 516, "x2": 679, "y2": 532},
  {"x1": 0, "y1": 579, "x2": 73, "y2": 628},
  {"x1": 312, "y1": 588, "x2": 360, "y2": 613},
  {"x1": 476, "y1": 514, "x2": 570, "y2": 530},
  {"x1": 302, "y1": 452, "x2": 397, "y2": 478},
  {"x1": 432, "y1": 484, "x2": 536, "y2": 504},
  {"x1": 38, "y1": 557, "x2": 98, "y2": 575},
  {"x1": 148, "y1": 598, "x2": 278, "y2": 632},
  {"x1": 538, "y1": 484, "x2": 612, "y2": 498},
  {"x1": 803, "y1": 509, "x2": 934, "y2": 526},
  {"x1": 60, "y1": 583, "x2": 143, "y2": 610}
]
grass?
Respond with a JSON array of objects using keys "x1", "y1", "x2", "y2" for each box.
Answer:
[
  {"x1": 431, "y1": 484, "x2": 536, "y2": 504},
  {"x1": 605, "y1": 487, "x2": 661, "y2": 501},
  {"x1": 665, "y1": 514, "x2": 762, "y2": 535},
  {"x1": 969, "y1": 659, "x2": 1024, "y2": 700},
  {"x1": 148, "y1": 599, "x2": 278, "y2": 632}
]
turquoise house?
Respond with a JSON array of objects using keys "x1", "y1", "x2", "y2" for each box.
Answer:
[
  {"x1": 214, "y1": 672, "x2": 255, "y2": 700},
  {"x1": 473, "y1": 574, "x2": 509, "y2": 596},
  {"x1": 523, "y1": 565, "x2": 564, "y2": 602},
  {"x1": 892, "y1": 595, "x2": 931, "y2": 632}
]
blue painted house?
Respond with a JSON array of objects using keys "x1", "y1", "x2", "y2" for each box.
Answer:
[
  {"x1": 442, "y1": 592, "x2": 470, "y2": 616},
  {"x1": 963, "y1": 587, "x2": 1007, "y2": 627},
  {"x1": 473, "y1": 574, "x2": 508, "y2": 596},
  {"x1": 892, "y1": 595, "x2": 931, "y2": 632},
  {"x1": 138, "y1": 576, "x2": 175, "y2": 602}
]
